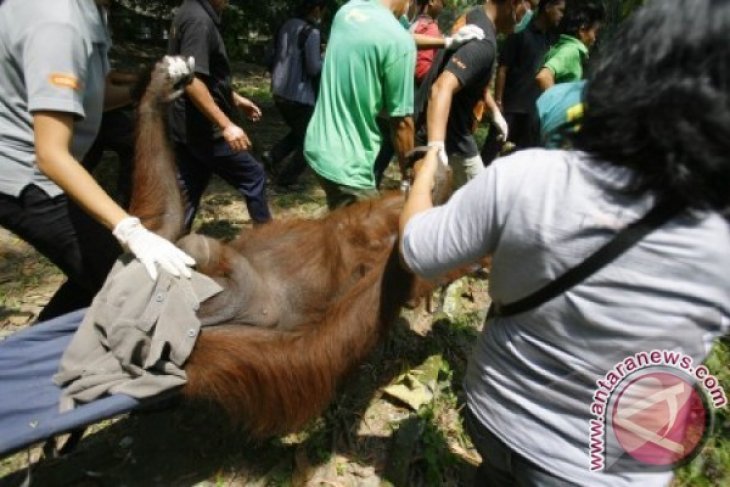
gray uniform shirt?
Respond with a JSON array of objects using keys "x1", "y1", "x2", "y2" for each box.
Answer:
[
  {"x1": 0, "y1": 0, "x2": 110, "y2": 198},
  {"x1": 402, "y1": 149, "x2": 730, "y2": 486}
]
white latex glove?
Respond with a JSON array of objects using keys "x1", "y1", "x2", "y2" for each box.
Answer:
[
  {"x1": 491, "y1": 109, "x2": 509, "y2": 142},
  {"x1": 444, "y1": 24, "x2": 485, "y2": 50},
  {"x1": 113, "y1": 217, "x2": 195, "y2": 281},
  {"x1": 161, "y1": 55, "x2": 195, "y2": 101},
  {"x1": 427, "y1": 141, "x2": 449, "y2": 166}
]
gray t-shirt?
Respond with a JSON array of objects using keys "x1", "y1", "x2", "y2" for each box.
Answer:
[
  {"x1": 402, "y1": 149, "x2": 730, "y2": 485},
  {"x1": 0, "y1": 0, "x2": 110, "y2": 198}
]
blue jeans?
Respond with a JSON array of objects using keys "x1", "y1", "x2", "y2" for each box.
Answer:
[{"x1": 174, "y1": 139, "x2": 272, "y2": 228}]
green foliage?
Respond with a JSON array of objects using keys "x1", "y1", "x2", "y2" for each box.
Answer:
[{"x1": 676, "y1": 339, "x2": 730, "y2": 486}]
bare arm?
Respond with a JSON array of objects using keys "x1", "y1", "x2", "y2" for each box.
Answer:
[
  {"x1": 413, "y1": 33, "x2": 446, "y2": 49},
  {"x1": 536, "y1": 67, "x2": 555, "y2": 92},
  {"x1": 185, "y1": 76, "x2": 250, "y2": 151},
  {"x1": 233, "y1": 92, "x2": 262, "y2": 122},
  {"x1": 494, "y1": 65, "x2": 508, "y2": 110},
  {"x1": 399, "y1": 148, "x2": 439, "y2": 244},
  {"x1": 34, "y1": 111, "x2": 127, "y2": 229},
  {"x1": 185, "y1": 76, "x2": 234, "y2": 131},
  {"x1": 427, "y1": 70, "x2": 462, "y2": 143},
  {"x1": 390, "y1": 115, "x2": 415, "y2": 179}
]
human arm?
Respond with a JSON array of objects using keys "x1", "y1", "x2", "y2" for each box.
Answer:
[
  {"x1": 399, "y1": 148, "x2": 503, "y2": 278},
  {"x1": 494, "y1": 65, "x2": 508, "y2": 111},
  {"x1": 426, "y1": 69, "x2": 461, "y2": 161},
  {"x1": 34, "y1": 111, "x2": 194, "y2": 279},
  {"x1": 233, "y1": 92, "x2": 262, "y2": 122},
  {"x1": 303, "y1": 28, "x2": 323, "y2": 77},
  {"x1": 390, "y1": 116, "x2": 415, "y2": 180},
  {"x1": 413, "y1": 23, "x2": 485, "y2": 50},
  {"x1": 185, "y1": 76, "x2": 251, "y2": 151},
  {"x1": 484, "y1": 90, "x2": 508, "y2": 142},
  {"x1": 536, "y1": 67, "x2": 555, "y2": 92},
  {"x1": 35, "y1": 112, "x2": 127, "y2": 228},
  {"x1": 399, "y1": 147, "x2": 438, "y2": 239},
  {"x1": 381, "y1": 38, "x2": 416, "y2": 177}
]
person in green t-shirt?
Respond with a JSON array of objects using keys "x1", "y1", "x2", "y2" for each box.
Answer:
[
  {"x1": 304, "y1": 0, "x2": 415, "y2": 210},
  {"x1": 535, "y1": 0, "x2": 604, "y2": 91}
]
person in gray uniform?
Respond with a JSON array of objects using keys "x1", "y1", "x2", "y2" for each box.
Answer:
[
  {"x1": 400, "y1": 0, "x2": 729, "y2": 485},
  {"x1": 0, "y1": 0, "x2": 194, "y2": 321}
]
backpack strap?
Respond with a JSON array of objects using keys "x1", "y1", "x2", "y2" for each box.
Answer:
[
  {"x1": 297, "y1": 22, "x2": 315, "y2": 49},
  {"x1": 489, "y1": 199, "x2": 686, "y2": 319}
]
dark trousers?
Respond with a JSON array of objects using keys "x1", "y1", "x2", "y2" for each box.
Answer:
[
  {"x1": 82, "y1": 108, "x2": 135, "y2": 209},
  {"x1": 464, "y1": 407, "x2": 577, "y2": 486},
  {"x1": 0, "y1": 185, "x2": 121, "y2": 321},
  {"x1": 480, "y1": 112, "x2": 538, "y2": 167},
  {"x1": 174, "y1": 139, "x2": 272, "y2": 229},
  {"x1": 270, "y1": 97, "x2": 315, "y2": 186}
]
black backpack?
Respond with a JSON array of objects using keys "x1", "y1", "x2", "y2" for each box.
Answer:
[{"x1": 264, "y1": 19, "x2": 315, "y2": 73}]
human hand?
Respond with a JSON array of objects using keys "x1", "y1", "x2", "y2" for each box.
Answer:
[
  {"x1": 491, "y1": 110, "x2": 509, "y2": 142},
  {"x1": 412, "y1": 147, "x2": 440, "y2": 191},
  {"x1": 112, "y1": 217, "x2": 195, "y2": 281},
  {"x1": 427, "y1": 140, "x2": 449, "y2": 166},
  {"x1": 444, "y1": 24, "x2": 485, "y2": 50},
  {"x1": 222, "y1": 124, "x2": 252, "y2": 152},
  {"x1": 234, "y1": 93, "x2": 262, "y2": 122}
]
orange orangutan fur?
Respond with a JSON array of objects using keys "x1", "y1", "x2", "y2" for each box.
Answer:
[{"x1": 130, "y1": 60, "x2": 450, "y2": 437}]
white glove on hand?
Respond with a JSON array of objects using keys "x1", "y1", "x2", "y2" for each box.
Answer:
[
  {"x1": 444, "y1": 24, "x2": 485, "y2": 50},
  {"x1": 491, "y1": 110, "x2": 509, "y2": 142},
  {"x1": 113, "y1": 217, "x2": 195, "y2": 281},
  {"x1": 427, "y1": 141, "x2": 449, "y2": 166}
]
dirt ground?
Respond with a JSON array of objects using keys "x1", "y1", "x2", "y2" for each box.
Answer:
[{"x1": 0, "y1": 58, "x2": 491, "y2": 486}]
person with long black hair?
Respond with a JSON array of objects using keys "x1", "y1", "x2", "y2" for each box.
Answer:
[{"x1": 400, "y1": 0, "x2": 730, "y2": 484}]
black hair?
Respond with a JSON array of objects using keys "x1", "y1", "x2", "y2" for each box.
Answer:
[
  {"x1": 573, "y1": 0, "x2": 730, "y2": 215},
  {"x1": 537, "y1": 0, "x2": 564, "y2": 13},
  {"x1": 298, "y1": 0, "x2": 326, "y2": 16},
  {"x1": 559, "y1": 0, "x2": 605, "y2": 37}
]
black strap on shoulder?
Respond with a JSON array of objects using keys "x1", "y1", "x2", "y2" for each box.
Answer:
[
  {"x1": 297, "y1": 22, "x2": 315, "y2": 49},
  {"x1": 489, "y1": 199, "x2": 686, "y2": 319}
]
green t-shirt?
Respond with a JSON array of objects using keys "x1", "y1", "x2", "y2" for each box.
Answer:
[
  {"x1": 304, "y1": 0, "x2": 416, "y2": 189},
  {"x1": 542, "y1": 34, "x2": 588, "y2": 84}
]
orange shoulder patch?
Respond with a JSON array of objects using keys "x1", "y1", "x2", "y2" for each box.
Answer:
[
  {"x1": 452, "y1": 56, "x2": 467, "y2": 70},
  {"x1": 48, "y1": 73, "x2": 81, "y2": 91}
]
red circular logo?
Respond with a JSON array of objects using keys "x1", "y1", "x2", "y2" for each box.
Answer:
[{"x1": 611, "y1": 371, "x2": 708, "y2": 466}]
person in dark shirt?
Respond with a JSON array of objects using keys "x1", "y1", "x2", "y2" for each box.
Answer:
[
  {"x1": 264, "y1": 0, "x2": 326, "y2": 189},
  {"x1": 168, "y1": 0, "x2": 272, "y2": 228},
  {"x1": 481, "y1": 0, "x2": 564, "y2": 164},
  {"x1": 423, "y1": 0, "x2": 521, "y2": 188}
]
